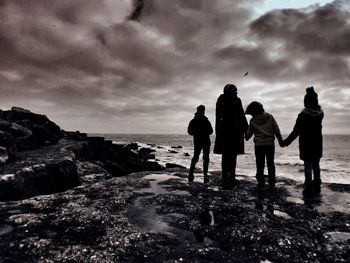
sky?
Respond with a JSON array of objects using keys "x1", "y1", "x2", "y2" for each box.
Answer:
[{"x1": 0, "y1": 0, "x2": 349, "y2": 134}]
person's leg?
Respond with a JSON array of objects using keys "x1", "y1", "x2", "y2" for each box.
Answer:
[
  {"x1": 189, "y1": 146, "x2": 201, "y2": 182},
  {"x1": 312, "y1": 159, "x2": 321, "y2": 193},
  {"x1": 229, "y1": 154, "x2": 238, "y2": 186},
  {"x1": 266, "y1": 145, "x2": 276, "y2": 188},
  {"x1": 255, "y1": 146, "x2": 266, "y2": 188},
  {"x1": 221, "y1": 153, "x2": 229, "y2": 188},
  {"x1": 303, "y1": 160, "x2": 313, "y2": 195},
  {"x1": 202, "y1": 145, "x2": 210, "y2": 184}
]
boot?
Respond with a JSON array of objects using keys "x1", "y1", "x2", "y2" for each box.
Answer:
[
  {"x1": 313, "y1": 180, "x2": 321, "y2": 194},
  {"x1": 203, "y1": 161, "x2": 209, "y2": 184},
  {"x1": 222, "y1": 172, "x2": 230, "y2": 189},
  {"x1": 303, "y1": 182, "x2": 313, "y2": 197}
]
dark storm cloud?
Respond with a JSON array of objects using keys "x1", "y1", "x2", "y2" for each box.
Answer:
[
  {"x1": 129, "y1": 0, "x2": 145, "y2": 21},
  {"x1": 213, "y1": 45, "x2": 296, "y2": 82},
  {"x1": 250, "y1": 0, "x2": 350, "y2": 55},
  {"x1": 0, "y1": 0, "x2": 348, "y2": 133}
]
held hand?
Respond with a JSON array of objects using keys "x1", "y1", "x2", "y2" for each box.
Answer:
[{"x1": 278, "y1": 138, "x2": 285, "y2": 147}]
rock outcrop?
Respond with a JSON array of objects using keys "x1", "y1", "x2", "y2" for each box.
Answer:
[{"x1": 0, "y1": 107, "x2": 164, "y2": 201}]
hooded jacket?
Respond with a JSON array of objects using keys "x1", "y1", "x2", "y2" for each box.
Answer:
[
  {"x1": 188, "y1": 112, "x2": 213, "y2": 147},
  {"x1": 246, "y1": 112, "x2": 282, "y2": 146},
  {"x1": 285, "y1": 107, "x2": 324, "y2": 160}
]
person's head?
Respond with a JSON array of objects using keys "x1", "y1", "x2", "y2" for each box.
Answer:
[
  {"x1": 197, "y1": 104, "x2": 205, "y2": 114},
  {"x1": 245, "y1": 101, "x2": 264, "y2": 116},
  {"x1": 223, "y1": 84, "x2": 238, "y2": 97},
  {"x1": 304, "y1": 86, "x2": 319, "y2": 109}
]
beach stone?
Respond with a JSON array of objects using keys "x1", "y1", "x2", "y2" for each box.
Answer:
[{"x1": 165, "y1": 163, "x2": 186, "y2": 169}]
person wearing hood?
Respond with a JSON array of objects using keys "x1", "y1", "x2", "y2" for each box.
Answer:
[
  {"x1": 214, "y1": 84, "x2": 248, "y2": 189},
  {"x1": 245, "y1": 101, "x2": 284, "y2": 189},
  {"x1": 188, "y1": 105, "x2": 213, "y2": 183},
  {"x1": 284, "y1": 87, "x2": 324, "y2": 195}
]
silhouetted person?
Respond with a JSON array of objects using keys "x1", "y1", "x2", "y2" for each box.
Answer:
[
  {"x1": 214, "y1": 84, "x2": 248, "y2": 189},
  {"x1": 245, "y1": 101, "x2": 283, "y2": 189},
  {"x1": 188, "y1": 105, "x2": 213, "y2": 183},
  {"x1": 284, "y1": 87, "x2": 324, "y2": 195}
]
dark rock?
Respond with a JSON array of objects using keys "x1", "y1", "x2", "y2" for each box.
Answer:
[
  {"x1": 0, "y1": 120, "x2": 32, "y2": 138},
  {"x1": 127, "y1": 142, "x2": 139, "y2": 150},
  {"x1": 171, "y1": 146, "x2": 183, "y2": 149},
  {"x1": 138, "y1": 147, "x2": 156, "y2": 155},
  {"x1": 64, "y1": 131, "x2": 88, "y2": 141},
  {"x1": 0, "y1": 159, "x2": 79, "y2": 201},
  {"x1": 165, "y1": 163, "x2": 186, "y2": 169},
  {"x1": 7, "y1": 107, "x2": 62, "y2": 139},
  {"x1": 87, "y1": 136, "x2": 105, "y2": 143},
  {"x1": 32, "y1": 125, "x2": 59, "y2": 145},
  {"x1": 147, "y1": 154, "x2": 156, "y2": 160},
  {"x1": 0, "y1": 131, "x2": 17, "y2": 159},
  {"x1": 15, "y1": 135, "x2": 37, "y2": 151},
  {"x1": 103, "y1": 161, "x2": 128, "y2": 177},
  {"x1": 168, "y1": 150, "x2": 178, "y2": 154},
  {"x1": 0, "y1": 146, "x2": 8, "y2": 164},
  {"x1": 184, "y1": 152, "x2": 191, "y2": 157},
  {"x1": 143, "y1": 161, "x2": 165, "y2": 171}
]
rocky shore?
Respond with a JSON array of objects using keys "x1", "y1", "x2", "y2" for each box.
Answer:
[{"x1": 0, "y1": 108, "x2": 349, "y2": 262}]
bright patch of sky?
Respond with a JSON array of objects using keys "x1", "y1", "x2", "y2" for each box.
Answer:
[{"x1": 255, "y1": 0, "x2": 335, "y2": 14}]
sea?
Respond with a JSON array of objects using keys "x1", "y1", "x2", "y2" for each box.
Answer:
[{"x1": 101, "y1": 134, "x2": 350, "y2": 185}]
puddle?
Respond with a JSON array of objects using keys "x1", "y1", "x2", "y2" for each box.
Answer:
[
  {"x1": 135, "y1": 174, "x2": 190, "y2": 196},
  {"x1": 273, "y1": 210, "x2": 293, "y2": 220},
  {"x1": 285, "y1": 185, "x2": 350, "y2": 214},
  {"x1": 325, "y1": 231, "x2": 350, "y2": 243},
  {"x1": 125, "y1": 173, "x2": 217, "y2": 246},
  {"x1": 0, "y1": 224, "x2": 14, "y2": 236}
]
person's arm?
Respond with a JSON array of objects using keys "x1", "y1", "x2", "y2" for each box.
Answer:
[
  {"x1": 208, "y1": 120, "x2": 214, "y2": 135},
  {"x1": 245, "y1": 124, "x2": 253, "y2": 141},
  {"x1": 284, "y1": 114, "x2": 302, "y2": 146},
  {"x1": 215, "y1": 98, "x2": 222, "y2": 134},
  {"x1": 238, "y1": 98, "x2": 248, "y2": 133},
  {"x1": 187, "y1": 119, "x2": 194, "y2": 136},
  {"x1": 271, "y1": 115, "x2": 283, "y2": 147}
]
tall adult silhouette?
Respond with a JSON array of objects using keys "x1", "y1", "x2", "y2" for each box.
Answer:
[
  {"x1": 214, "y1": 84, "x2": 248, "y2": 189},
  {"x1": 284, "y1": 87, "x2": 324, "y2": 195}
]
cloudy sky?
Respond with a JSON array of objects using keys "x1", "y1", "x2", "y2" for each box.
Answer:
[{"x1": 0, "y1": 0, "x2": 349, "y2": 134}]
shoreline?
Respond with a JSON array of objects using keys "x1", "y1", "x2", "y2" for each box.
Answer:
[{"x1": 0, "y1": 107, "x2": 348, "y2": 262}]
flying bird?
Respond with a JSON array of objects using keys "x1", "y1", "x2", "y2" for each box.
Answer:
[{"x1": 244, "y1": 72, "x2": 248, "y2": 77}]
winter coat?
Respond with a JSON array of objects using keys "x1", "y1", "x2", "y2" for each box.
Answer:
[
  {"x1": 214, "y1": 94, "x2": 248, "y2": 154},
  {"x1": 188, "y1": 112, "x2": 213, "y2": 147},
  {"x1": 284, "y1": 108, "x2": 324, "y2": 160},
  {"x1": 246, "y1": 112, "x2": 282, "y2": 147}
]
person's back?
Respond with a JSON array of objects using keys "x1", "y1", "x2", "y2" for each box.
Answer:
[
  {"x1": 284, "y1": 87, "x2": 324, "y2": 195},
  {"x1": 188, "y1": 111, "x2": 212, "y2": 147},
  {"x1": 295, "y1": 108, "x2": 323, "y2": 160},
  {"x1": 188, "y1": 105, "x2": 213, "y2": 183},
  {"x1": 245, "y1": 101, "x2": 283, "y2": 189},
  {"x1": 248, "y1": 112, "x2": 281, "y2": 146}
]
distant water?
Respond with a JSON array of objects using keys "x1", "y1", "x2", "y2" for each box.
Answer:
[{"x1": 101, "y1": 134, "x2": 350, "y2": 185}]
